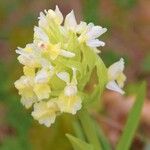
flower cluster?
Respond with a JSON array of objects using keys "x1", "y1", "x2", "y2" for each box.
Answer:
[{"x1": 15, "y1": 6, "x2": 126, "y2": 127}]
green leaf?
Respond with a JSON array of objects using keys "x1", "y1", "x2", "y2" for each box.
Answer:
[
  {"x1": 66, "y1": 134, "x2": 94, "y2": 150},
  {"x1": 78, "y1": 109, "x2": 102, "y2": 150},
  {"x1": 116, "y1": 81, "x2": 146, "y2": 150},
  {"x1": 94, "y1": 123, "x2": 112, "y2": 150}
]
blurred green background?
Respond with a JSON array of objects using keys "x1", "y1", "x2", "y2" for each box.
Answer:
[{"x1": 0, "y1": 0, "x2": 150, "y2": 149}]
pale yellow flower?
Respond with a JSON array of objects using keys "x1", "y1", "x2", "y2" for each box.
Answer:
[
  {"x1": 23, "y1": 66, "x2": 35, "y2": 77},
  {"x1": 58, "y1": 95, "x2": 81, "y2": 115},
  {"x1": 57, "y1": 68, "x2": 82, "y2": 114},
  {"x1": 33, "y1": 68, "x2": 51, "y2": 100},
  {"x1": 14, "y1": 76, "x2": 37, "y2": 108},
  {"x1": 14, "y1": 6, "x2": 119, "y2": 128},
  {"x1": 38, "y1": 42, "x2": 74, "y2": 60},
  {"x1": 15, "y1": 66, "x2": 52, "y2": 108},
  {"x1": 16, "y1": 44, "x2": 41, "y2": 68},
  {"x1": 32, "y1": 100, "x2": 59, "y2": 127}
]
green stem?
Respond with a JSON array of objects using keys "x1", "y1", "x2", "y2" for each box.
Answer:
[{"x1": 78, "y1": 109, "x2": 102, "y2": 150}]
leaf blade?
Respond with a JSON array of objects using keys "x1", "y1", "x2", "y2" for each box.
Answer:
[
  {"x1": 116, "y1": 81, "x2": 146, "y2": 150},
  {"x1": 66, "y1": 134, "x2": 94, "y2": 150},
  {"x1": 78, "y1": 109, "x2": 102, "y2": 150},
  {"x1": 94, "y1": 123, "x2": 112, "y2": 150}
]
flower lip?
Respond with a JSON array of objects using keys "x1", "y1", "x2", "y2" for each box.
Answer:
[
  {"x1": 106, "y1": 81, "x2": 125, "y2": 95},
  {"x1": 64, "y1": 85, "x2": 77, "y2": 96},
  {"x1": 106, "y1": 58, "x2": 126, "y2": 95}
]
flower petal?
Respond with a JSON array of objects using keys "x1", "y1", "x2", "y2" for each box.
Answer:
[
  {"x1": 34, "y1": 26, "x2": 49, "y2": 43},
  {"x1": 55, "y1": 5, "x2": 63, "y2": 25},
  {"x1": 57, "y1": 72, "x2": 70, "y2": 83},
  {"x1": 64, "y1": 85, "x2": 77, "y2": 96},
  {"x1": 108, "y1": 58, "x2": 125, "y2": 80},
  {"x1": 106, "y1": 81, "x2": 125, "y2": 94},
  {"x1": 76, "y1": 21, "x2": 87, "y2": 33},
  {"x1": 23, "y1": 66, "x2": 35, "y2": 77},
  {"x1": 58, "y1": 94, "x2": 82, "y2": 114},
  {"x1": 38, "y1": 11, "x2": 48, "y2": 28},
  {"x1": 86, "y1": 39, "x2": 105, "y2": 48},
  {"x1": 35, "y1": 69, "x2": 50, "y2": 83},
  {"x1": 33, "y1": 83, "x2": 51, "y2": 100},
  {"x1": 87, "y1": 26, "x2": 107, "y2": 40},
  {"x1": 64, "y1": 10, "x2": 77, "y2": 31},
  {"x1": 21, "y1": 96, "x2": 36, "y2": 109},
  {"x1": 60, "y1": 49, "x2": 75, "y2": 58},
  {"x1": 32, "y1": 101, "x2": 58, "y2": 127}
]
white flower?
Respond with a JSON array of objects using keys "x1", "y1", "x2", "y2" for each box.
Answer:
[
  {"x1": 47, "y1": 5, "x2": 63, "y2": 25},
  {"x1": 57, "y1": 68, "x2": 82, "y2": 114},
  {"x1": 31, "y1": 100, "x2": 59, "y2": 127},
  {"x1": 16, "y1": 44, "x2": 41, "y2": 68},
  {"x1": 64, "y1": 10, "x2": 77, "y2": 31},
  {"x1": 78, "y1": 22, "x2": 107, "y2": 48},
  {"x1": 106, "y1": 58, "x2": 126, "y2": 94},
  {"x1": 34, "y1": 25, "x2": 75, "y2": 60},
  {"x1": 38, "y1": 5, "x2": 63, "y2": 28}
]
